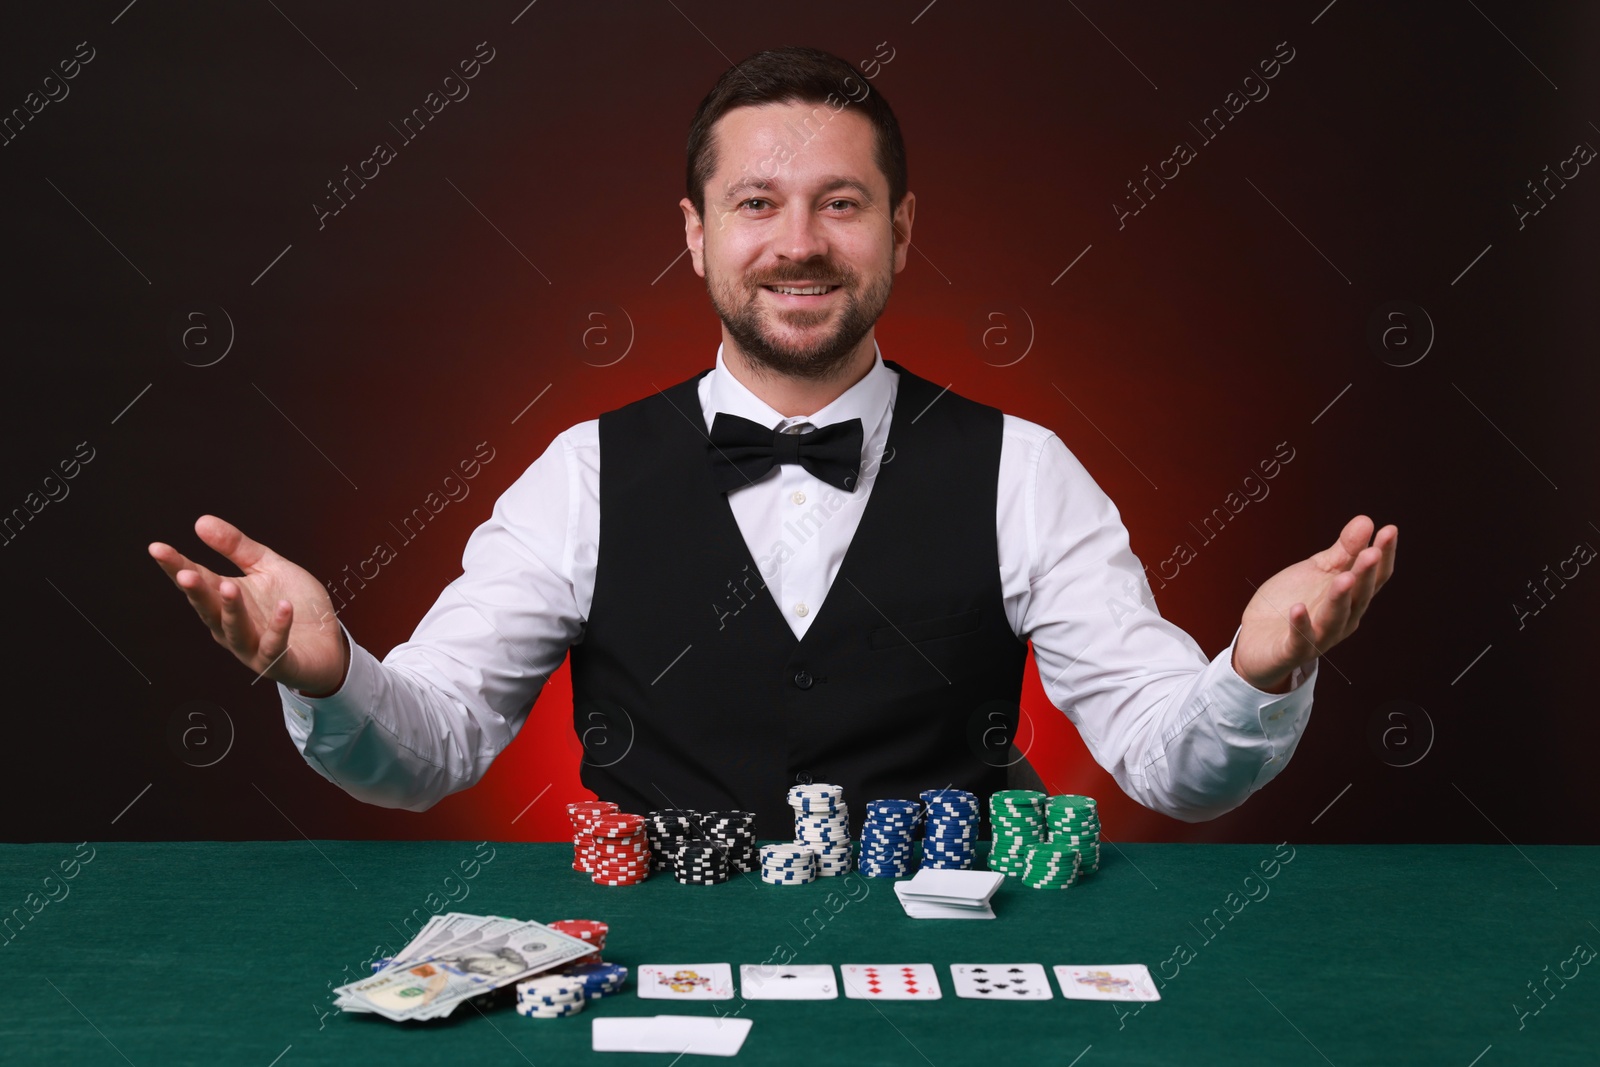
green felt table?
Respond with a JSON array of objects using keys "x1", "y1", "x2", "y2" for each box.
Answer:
[{"x1": 4, "y1": 841, "x2": 1596, "y2": 1066}]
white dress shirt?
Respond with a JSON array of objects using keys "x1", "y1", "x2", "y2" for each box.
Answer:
[{"x1": 281, "y1": 342, "x2": 1316, "y2": 822}]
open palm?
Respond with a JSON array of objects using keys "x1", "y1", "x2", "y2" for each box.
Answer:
[
  {"x1": 148, "y1": 515, "x2": 347, "y2": 694},
  {"x1": 1231, "y1": 515, "x2": 1398, "y2": 692}
]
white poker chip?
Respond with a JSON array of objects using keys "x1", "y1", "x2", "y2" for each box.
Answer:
[{"x1": 517, "y1": 977, "x2": 585, "y2": 999}]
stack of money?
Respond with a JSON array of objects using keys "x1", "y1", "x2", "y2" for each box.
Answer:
[{"x1": 333, "y1": 911, "x2": 601, "y2": 1022}]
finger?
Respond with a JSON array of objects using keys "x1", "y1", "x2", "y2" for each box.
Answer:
[
  {"x1": 259, "y1": 599, "x2": 293, "y2": 673},
  {"x1": 173, "y1": 566, "x2": 227, "y2": 633},
  {"x1": 1309, "y1": 570, "x2": 1356, "y2": 647},
  {"x1": 148, "y1": 541, "x2": 216, "y2": 585},
  {"x1": 1344, "y1": 546, "x2": 1382, "y2": 627},
  {"x1": 195, "y1": 514, "x2": 275, "y2": 573},
  {"x1": 1371, "y1": 525, "x2": 1398, "y2": 590},
  {"x1": 1334, "y1": 514, "x2": 1376, "y2": 566},
  {"x1": 217, "y1": 579, "x2": 259, "y2": 657},
  {"x1": 1313, "y1": 515, "x2": 1373, "y2": 572}
]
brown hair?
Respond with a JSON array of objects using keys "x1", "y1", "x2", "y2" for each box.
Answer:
[{"x1": 685, "y1": 45, "x2": 908, "y2": 221}]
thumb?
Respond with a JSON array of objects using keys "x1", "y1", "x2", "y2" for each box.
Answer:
[{"x1": 1283, "y1": 601, "x2": 1320, "y2": 661}]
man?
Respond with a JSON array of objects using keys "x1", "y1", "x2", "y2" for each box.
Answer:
[{"x1": 149, "y1": 47, "x2": 1395, "y2": 836}]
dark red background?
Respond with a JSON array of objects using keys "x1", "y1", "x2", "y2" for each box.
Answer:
[{"x1": 3, "y1": 2, "x2": 1595, "y2": 843}]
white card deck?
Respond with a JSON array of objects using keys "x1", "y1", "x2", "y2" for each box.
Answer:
[
  {"x1": 951, "y1": 964, "x2": 1052, "y2": 1000},
  {"x1": 739, "y1": 963, "x2": 838, "y2": 1000},
  {"x1": 840, "y1": 964, "x2": 942, "y2": 1000},
  {"x1": 637, "y1": 963, "x2": 735, "y2": 1000},
  {"x1": 1052, "y1": 964, "x2": 1162, "y2": 1001}
]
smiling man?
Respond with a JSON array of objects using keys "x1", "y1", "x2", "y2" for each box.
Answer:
[{"x1": 149, "y1": 46, "x2": 1396, "y2": 836}]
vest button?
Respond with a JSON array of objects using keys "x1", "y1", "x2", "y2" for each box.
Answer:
[
  {"x1": 795, "y1": 772, "x2": 814, "y2": 785},
  {"x1": 793, "y1": 669, "x2": 814, "y2": 689}
]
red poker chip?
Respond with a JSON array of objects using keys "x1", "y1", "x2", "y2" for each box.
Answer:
[
  {"x1": 592, "y1": 877, "x2": 646, "y2": 887},
  {"x1": 549, "y1": 919, "x2": 610, "y2": 938},
  {"x1": 592, "y1": 813, "x2": 645, "y2": 835},
  {"x1": 568, "y1": 802, "x2": 619, "y2": 823}
]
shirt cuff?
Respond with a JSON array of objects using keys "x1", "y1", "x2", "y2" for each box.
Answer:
[
  {"x1": 279, "y1": 623, "x2": 381, "y2": 742},
  {"x1": 1208, "y1": 625, "x2": 1318, "y2": 790}
]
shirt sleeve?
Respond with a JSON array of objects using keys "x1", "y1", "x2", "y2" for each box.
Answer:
[
  {"x1": 1014, "y1": 429, "x2": 1318, "y2": 822},
  {"x1": 277, "y1": 431, "x2": 590, "y2": 811}
]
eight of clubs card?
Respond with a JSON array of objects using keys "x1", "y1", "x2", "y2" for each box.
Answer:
[{"x1": 951, "y1": 964, "x2": 1053, "y2": 1000}]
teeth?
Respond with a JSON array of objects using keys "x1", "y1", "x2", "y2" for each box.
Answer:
[{"x1": 769, "y1": 285, "x2": 833, "y2": 295}]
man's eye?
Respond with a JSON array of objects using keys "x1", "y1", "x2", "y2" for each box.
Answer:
[
  {"x1": 827, "y1": 200, "x2": 855, "y2": 211},
  {"x1": 740, "y1": 198, "x2": 770, "y2": 210}
]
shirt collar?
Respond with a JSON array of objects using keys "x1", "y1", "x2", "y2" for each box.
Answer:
[{"x1": 706, "y1": 340, "x2": 893, "y2": 445}]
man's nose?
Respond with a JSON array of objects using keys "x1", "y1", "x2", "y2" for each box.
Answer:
[{"x1": 773, "y1": 203, "x2": 828, "y2": 263}]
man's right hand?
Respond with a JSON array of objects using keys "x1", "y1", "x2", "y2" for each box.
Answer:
[{"x1": 148, "y1": 515, "x2": 348, "y2": 696}]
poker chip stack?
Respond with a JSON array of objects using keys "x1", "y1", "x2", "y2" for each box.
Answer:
[
  {"x1": 515, "y1": 975, "x2": 587, "y2": 1019},
  {"x1": 589, "y1": 814, "x2": 652, "y2": 886},
  {"x1": 645, "y1": 810, "x2": 701, "y2": 872},
  {"x1": 700, "y1": 811, "x2": 759, "y2": 873},
  {"x1": 1045, "y1": 794, "x2": 1101, "y2": 876},
  {"x1": 857, "y1": 798, "x2": 919, "y2": 877},
  {"x1": 548, "y1": 919, "x2": 609, "y2": 959},
  {"x1": 553, "y1": 960, "x2": 629, "y2": 1000},
  {"x1": 918, "y1": 788, "x2": 981, "y2": 870},
  {"x1": 985, "y1": 789, "x2": 1050, "y2": 878},
  {"x1": 1020, "y1": 842, "x2": 1083, "y2": 889},
  {"x1": 759, "y1": 843, "x2": 819, "y2": 885},
  {"x1": 673, "y1": 839, "x2": 731, "y2": 885},
  {"x1": 789, "y1": 784, "x2": 853, "y2": 876},
  {"x1": 567, "y1": 800, "x2": 620, "y2": 873}
]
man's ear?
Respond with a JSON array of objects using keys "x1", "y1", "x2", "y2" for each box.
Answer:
[
  {"x1": 680, "y1": 197, "x2": 707, "y2": 277},
  {"x1": 891, "y1": 190, "x2": 916, "y2": 274}
]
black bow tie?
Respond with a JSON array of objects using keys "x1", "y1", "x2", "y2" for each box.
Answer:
[{"x1": 706, "y1": 412, "x2": 864, "y2": 493}]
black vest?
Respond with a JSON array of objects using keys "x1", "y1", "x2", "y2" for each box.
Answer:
[{"x1": 567, "y1": 360, "x2": 1029, "y2": 836}]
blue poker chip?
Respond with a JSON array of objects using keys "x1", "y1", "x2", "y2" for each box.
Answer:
[{"x1": 561, "y1": 961, "x2": 628, "y2": 987}]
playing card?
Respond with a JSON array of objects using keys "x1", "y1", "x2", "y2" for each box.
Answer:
[
  {"x1": 637, "y1": 963, "x2": 735, "y2": 1000},
  {"x1": 1052, "y1": 964, "x2": 1162, "y2": 1001},
  {"x1": 648, "y1": 1015, "x2": 752, "y2": 1056},
  {"x1": 739, "y1": 963, "x2": 838, "y2": 1000},
  {"x1": 951, "y1": 964, "x2": 1052, "y2": 1000},
  {"x1": 894, "y1": 883, "x2": 996, "y2": 919},
  {"x1": 840, "y1": 963, "x2": 942, "y2": 1000},
  {"x1": 899, "y1": 869, "x2": 1004, "y2": 906},
  {"x1": 592, "y1": 1016, "x2": 752, "y2": 1056},
  {"x1": 591, "y1": 1017, "x2": 659, "y2": 1052}
]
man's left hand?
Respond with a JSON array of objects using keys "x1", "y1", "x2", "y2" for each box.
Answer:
[{"x1": 1231, "y1": 515, "x2": 1398, "y2": 693}]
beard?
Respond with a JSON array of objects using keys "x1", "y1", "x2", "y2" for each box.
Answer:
[{"x1": 706, "y1": 257, "x2": 893, "y2": 382}]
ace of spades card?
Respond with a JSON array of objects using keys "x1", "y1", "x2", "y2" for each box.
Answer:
[
  {"x1": 950, "y1": 963, "x2": 1053, "y2": 1000},
  {"x1": 738, "y1": 963, "x2": 838, "y2": 1000}
]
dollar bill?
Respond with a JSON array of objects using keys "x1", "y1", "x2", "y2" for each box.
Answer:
[{"x1": 335, "y1": 918, "x2": 597, "y2": 1022}]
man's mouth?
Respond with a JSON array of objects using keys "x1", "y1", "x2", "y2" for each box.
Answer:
[{"x1": 762, "y1": 284, "x2": 840, "y2": 299}]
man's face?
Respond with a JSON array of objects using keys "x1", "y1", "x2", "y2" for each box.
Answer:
[{"x1": 681, "y1": 101, "x2": 915, "y2": 382}]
